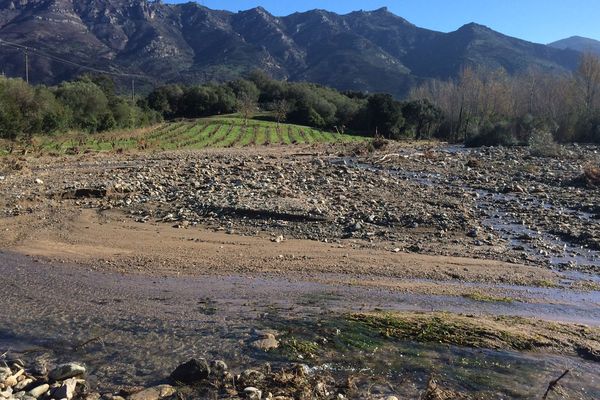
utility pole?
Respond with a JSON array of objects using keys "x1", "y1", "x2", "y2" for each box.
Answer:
[
  {"x1": 131, "y1": 79, "x2": 135, "y2": 103},
  {"x1": 24, "y1": 49, "x2": 29, "y2": 83}
]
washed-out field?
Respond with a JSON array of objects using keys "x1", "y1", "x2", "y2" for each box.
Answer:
[{"x1": 0, "y1": 134, "x2": 599, "y2": 399}]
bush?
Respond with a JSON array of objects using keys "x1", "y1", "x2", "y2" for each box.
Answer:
[
  {"x1": 529, "y1": 129, "x2": 563, "y2": 157},
  {"x1": 55, "y1": 81, "x2": 110, "y2": 132},
  {"x1": 465, "y1": 121, "x2": 518, "y2": 147}
]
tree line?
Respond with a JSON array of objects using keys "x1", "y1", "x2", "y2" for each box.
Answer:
[
  {"x1": 410, "y1": 53, "x2": 600, "y2": 146},
  {"x1": 3, "y1": 54, "x2": 600, "y2": 146},
  {"x1": 0, "y1": 74, "x2": 162, "y2": 141},
  {"x1": 144, "y1": 70, "x2": 442, "y2": 140}
]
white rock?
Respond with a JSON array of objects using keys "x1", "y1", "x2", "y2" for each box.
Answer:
[
  {"x1": 244, "y1": 387, "x2": 262, "y2": 400},
  {"x1": 0, "y1": 387, "x2": 12, "y2": 398},
  {"x1": 27, "y1": 384, "x2": 49, "y2": 398},
  {"x1": 3, "y1": 376, "x2": 17, "y2": 388},
  {"x1": 34, "y1": 179, "x2": 44, "y2": 185},
  {"x1": 272, "y1": 235, "x2": 284, "y2": 243},
  {"x1": 15, "y1": 379, "x2": 33, "y2": 391}
]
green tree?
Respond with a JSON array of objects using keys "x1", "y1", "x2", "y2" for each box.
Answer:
[
  {"x1": 402, "y1": 99, "x2": 443, "y2": 140},
  {"x1": 366, "y1": 94, "x2": 405, "y2": 139},
  {"x1": 55, "y1": 81, "x2": 110, "y2": 132}
]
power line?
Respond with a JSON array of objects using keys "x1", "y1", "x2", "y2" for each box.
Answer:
[{"x1": 0, "y1": 38, "x2": 151, "y2": 81}]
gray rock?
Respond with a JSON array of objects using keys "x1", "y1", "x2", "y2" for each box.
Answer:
[
  {"x1": 170, "y1": 359, "x2": 210, "y2": 384},
  {"x1": 48, "y1": 363, "x2": 86, "y2": 381}
]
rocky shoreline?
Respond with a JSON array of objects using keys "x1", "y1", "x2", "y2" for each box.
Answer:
[{"x1": 1, "y1": 356, "x2": 460, "y2": 400}]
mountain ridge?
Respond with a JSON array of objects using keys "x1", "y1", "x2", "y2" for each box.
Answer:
[
  {"x1": 0, "y1": 0, "x2": 583, "y2": 96},
  {"x1": 549, "y1": 36, "x2": 600, "y2": 56}
]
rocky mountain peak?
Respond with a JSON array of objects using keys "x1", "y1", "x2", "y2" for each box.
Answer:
[{"x1": 0, "y1": 2, "x2": 583, "y2": 97}]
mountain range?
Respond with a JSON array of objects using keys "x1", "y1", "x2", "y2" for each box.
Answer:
[{"x1": 0, "y1": 0, "x2": 590, "y2": 96}]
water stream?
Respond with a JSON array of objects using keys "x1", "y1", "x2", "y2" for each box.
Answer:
[{"x1": 1, "y1": 251, "x2": 599, "y2": 397}]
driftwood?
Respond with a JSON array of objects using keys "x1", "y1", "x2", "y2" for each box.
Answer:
[
  {"x1": 542, "y1": 370, "x2": 570, "y2": 400},
  {"x1": 378, "y1": 153, "x2": 401, "y2": 162}
]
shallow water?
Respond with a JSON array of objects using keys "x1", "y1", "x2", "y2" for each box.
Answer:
[{"x1": 1, "y1": 251, "x2": 599, "y2": 397}]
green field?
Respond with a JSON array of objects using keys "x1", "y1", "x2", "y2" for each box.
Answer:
[{"x1": 3, "y1": 116, "x2": 365, "y2": 155}]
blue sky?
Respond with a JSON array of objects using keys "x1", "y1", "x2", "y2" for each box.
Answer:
[{"x1": 167, "y1": 0, "x2": 600, "y2": 44}]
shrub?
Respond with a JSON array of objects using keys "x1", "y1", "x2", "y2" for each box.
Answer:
[
  {"x1": 465, "y1": 121, "x2": 518, "y2": 147},
  {"x1": 529, "y1": 129, "x2": 563, "y2": 157},
  {"x1": 581, "y1": 165, "x2": 600, "y2": 187}
]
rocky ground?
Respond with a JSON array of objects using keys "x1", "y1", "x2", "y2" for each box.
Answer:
[
  {"x1": 0, "y1": 355, "x2": 473, "y2": 400},
  {"x1": 1, "y1": 142, "x2": 599, "y2": 273}
]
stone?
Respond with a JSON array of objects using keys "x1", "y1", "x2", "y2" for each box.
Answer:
[
  {"x1": 243, "y1": 387, "x2": 262, "y2": 400},
  {"x1": 467, "y1": 228, "x2": 479, "y2": 238},
  {"x1": 0, "y1": 368, "x2": 11, "y2": 381},
  {"x1": 170, "y1": 359, "x2": 210, "y2": 384},
  {"x1": 49, "y1": 363, "x2": 86, "y2": 381},
  {"x1": 271, "y1": 235, "x2": 284, "y2": 243},
  {"x1": 209, "y1": 360, "x2": 228, "y2": 378},
  {"x1": 238, "y1": 370, "x2": 265, "y2": 388},
  {"x1": 15, "y1": 379, "x2": 33, "y2": 391},
  {"x1": 251, "y1": 335, "x2": 279, "y2": 351},
  {"x1": 50, "y1": 378, "x2": 77, "y2": 400},
  {"x1": 34, "y1": 179, "x2": 44, "y2": 185},
  {"x1": 3, "y1": 376, "x2": 17, "y2": 388},
  {"x1": 127, "y1": 385, "x2": 175, "y2": 400},
  {"x1": 27, "y1": 384, "x2": 49, "y2": 398},
  {"x1": 84, "y1": 393, "x2": 101, "y2": 400}
]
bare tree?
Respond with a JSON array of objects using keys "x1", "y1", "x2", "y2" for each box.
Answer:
[
  {"x1": 274, "y1": 99, "x2": 289, "y2": 127},
  {"x1": 237, "y1": 93, "x2": 256, "y2": 126},
  {"x1": 577, "y1": 53, "x2": 600, "y2": 114}
]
